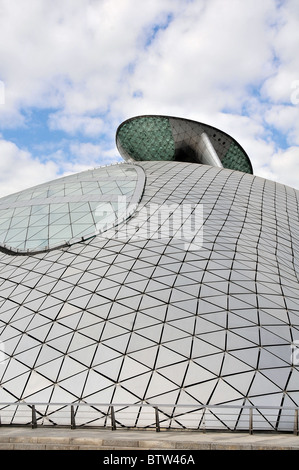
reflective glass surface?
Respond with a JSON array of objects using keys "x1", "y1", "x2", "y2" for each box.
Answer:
[
  {"x1": 116, "y1": 115, "x2": 253, "y2": 174},
  {"x1": 0, "y1": 164, "x2": 145, "y2": 253},
  {"x1": 117, "y1": 116, "x2": 175, "y2": 162}
]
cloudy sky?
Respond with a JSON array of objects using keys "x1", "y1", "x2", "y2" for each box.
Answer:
[{"x1": 0, "y1": 0, "x2": 299, "y2": 197}]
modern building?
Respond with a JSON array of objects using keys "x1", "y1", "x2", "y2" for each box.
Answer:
[{"x1": 0, "y1": 115, "x2": 298, "y2": 432}]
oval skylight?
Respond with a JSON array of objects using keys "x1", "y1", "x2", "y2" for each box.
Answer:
[{"x1": 0, "y1": 164, "x2": 145, "y2": 254}]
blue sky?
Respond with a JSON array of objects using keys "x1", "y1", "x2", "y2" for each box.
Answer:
[{"x1": 0, "y1": 0, "x2": 299, "y2": 196}]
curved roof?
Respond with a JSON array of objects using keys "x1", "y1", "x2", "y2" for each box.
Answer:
[
  {"x1": 116, "y1": 115, "x2": 253, "y2": 174},
  {"x1": 0, "y1": 160, "x2": 298, "y2": 431}
]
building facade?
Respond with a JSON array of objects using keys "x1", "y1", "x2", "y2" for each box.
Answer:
[{"x1": 0, "y1": 116, "x2": 298, "y2": 431}]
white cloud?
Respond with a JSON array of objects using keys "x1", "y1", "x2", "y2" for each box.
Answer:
[
  {"x1": 261, "y1": 0, "x2": 299, "y2": 104},
  {"x1": 114, "y1": 0, "x2": 277, "y2": 114},
  {"x1": 264, "y1": 105, "x2": 299, "y2": 146},
  {"x1": 48, "y1": 113, "x2": 105, "y2": 137},
  {"x1": 0, "y1": 0, "x2": 182, "y2": 113},
  {"x1": 0, "y1": 139, "x2": 59, "y2": 197},
  {"x1": 265, "y1": 146, "x2": 299, "y2": 190},
  {"x1": 69, "y1": 142, "x2": 120, "y2": 166},
  {"x1": 0, "y1": 138, "x2": 121, "y2": 198},
  {"x1": 0, "y1": 0, "x2": 298, "y2": 193}
]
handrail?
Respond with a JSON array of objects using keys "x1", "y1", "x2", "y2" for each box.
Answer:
[
  {"x1": 0, "y1": 402, "x2": 298, "y2": 434},
  {"x1": 0, "y1": 402, "x2": 298, "y2": 409}
]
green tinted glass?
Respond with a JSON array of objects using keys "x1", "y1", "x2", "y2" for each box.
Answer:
[
  {"x1": 222, "y1": 143, "x2": 252, "y2": 174},
  {"x1": 117, "y1": 116, "x2": 175, "y2": 161}
]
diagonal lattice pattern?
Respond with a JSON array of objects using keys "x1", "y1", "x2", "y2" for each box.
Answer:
[{"x1": 0, "y1": 160, "x2": 298, "y2": 430}]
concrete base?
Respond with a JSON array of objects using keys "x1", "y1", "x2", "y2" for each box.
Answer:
[{"x1": 0, "y1": 426, "x2": 298, "y2": 450}]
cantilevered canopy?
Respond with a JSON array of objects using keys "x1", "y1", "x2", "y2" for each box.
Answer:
[{"x1": 116, "y1": 115, "x2": 253, "y2": 174}]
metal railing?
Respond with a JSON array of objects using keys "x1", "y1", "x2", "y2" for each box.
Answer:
[{"x1": 0, "y1": 402, "x2": 298, "y2": 434}]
